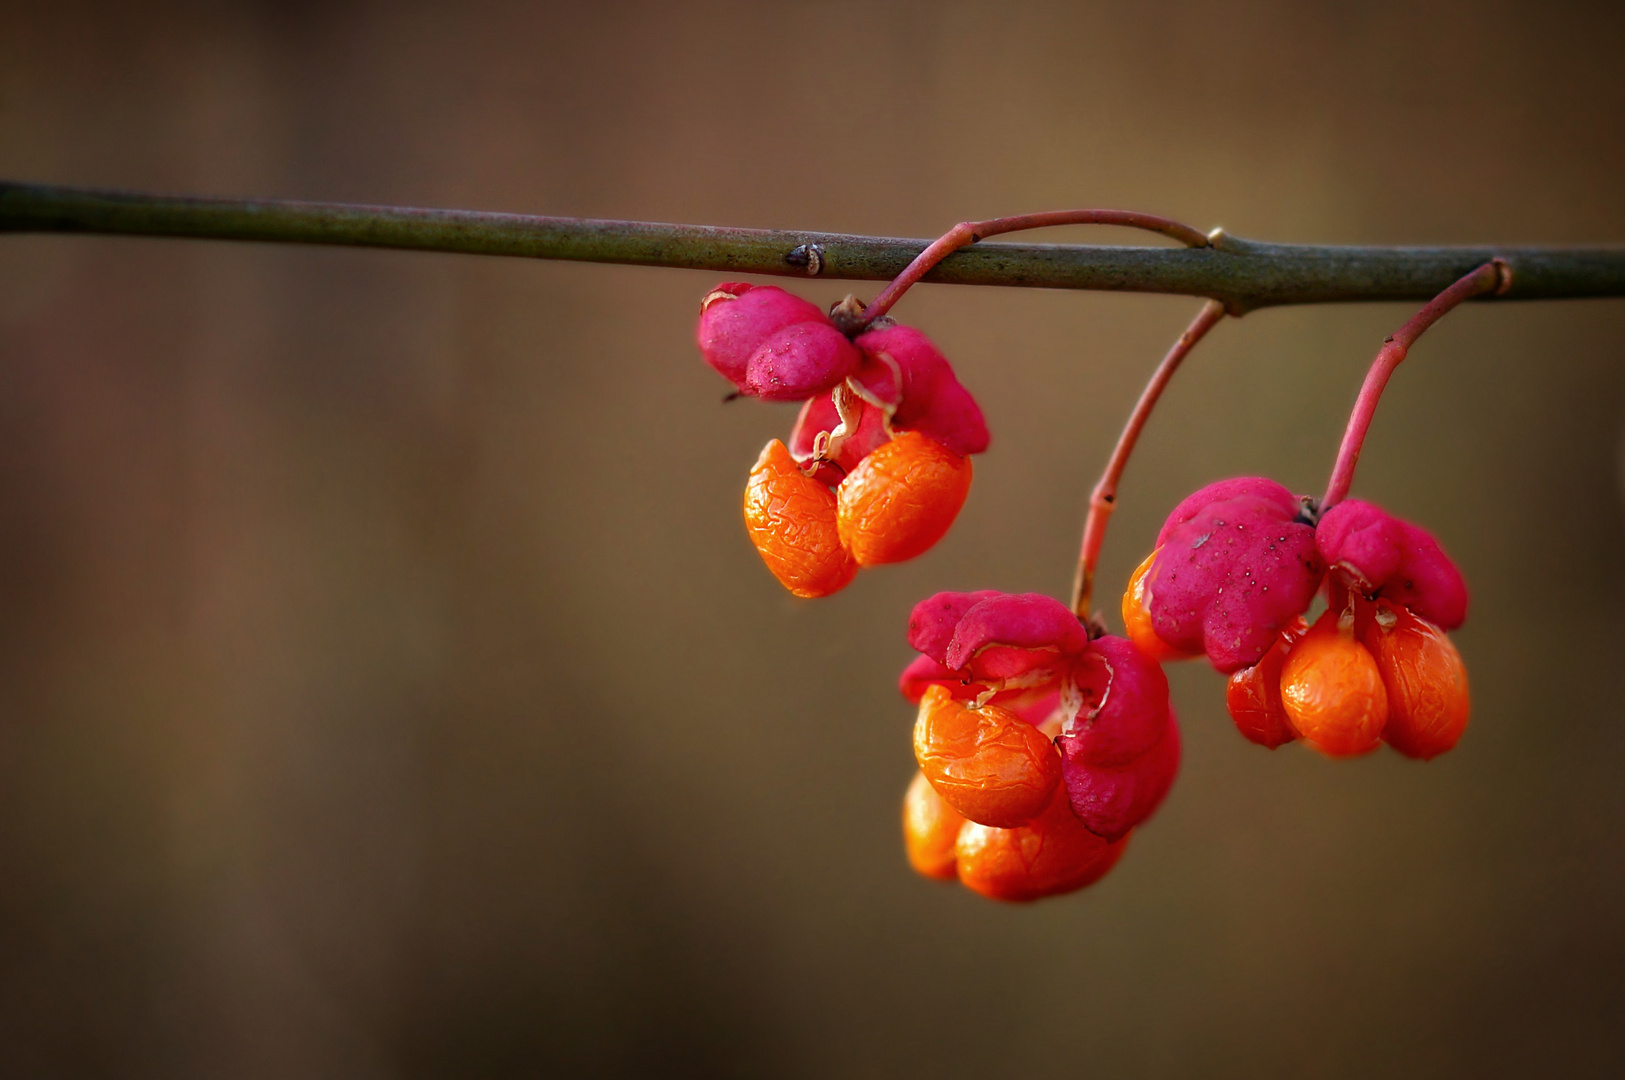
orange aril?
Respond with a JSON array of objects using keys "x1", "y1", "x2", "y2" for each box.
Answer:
[
  {"x1": 1365, "y1": 600, "x2": 1469, "y2": 760},
  {"x1": 836, "y1": 431, "x2": 972, "y2": 566},
  {"x1": 742, "y1": 439, "x2": 857, "y2": 598},
  {"x1": 955, "y1": 786, "x2": 1130, "y2": 902},
  {"x1": 1225, "y1": 616, "x2": 1308, "y2": 749},
  {"x1": 1280, "y1": 608, "x2": 1388, "y2": 757},
  {"x1": 912, "y1": 684, "x2": 1061, "y2": 829},
  {"x1": 902, "y1": 771, "x2": 965, "y2": 881}
]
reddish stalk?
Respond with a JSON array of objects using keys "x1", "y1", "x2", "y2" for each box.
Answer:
[
  {"x1": 859, "y1": 210, "x2": 1210, "y2": 326},
  {"x1": 1321, "y1": 259, "x2": 1509, "y2": 510},
  {"x1": 1070, "y1": 299, "x2": 1228, "y2": 618}
]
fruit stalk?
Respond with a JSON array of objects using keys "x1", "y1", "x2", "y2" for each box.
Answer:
[
  {"x1": 1070, "y1": 300, "x2": 1227, "y2": 618},
  {"x1": 1321, "y1": 260, "x2": 1508, "y2": 510},
  {"x1": 857, "y1": 210, "x2": 1211, "y2": 326}
]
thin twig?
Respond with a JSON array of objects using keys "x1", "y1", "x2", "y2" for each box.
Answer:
[
  {"x1": 1070, "y1": 300, "x2": 1228, "y2": 618},
  {"x1": 859, "y1": 210, "x2": 1209, "y2": 325},
  {"x1": 1321, "y1": 260, "x2": 1509, "y2": 509}
]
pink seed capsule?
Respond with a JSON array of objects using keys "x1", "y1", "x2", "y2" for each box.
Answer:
[
  {"x1": 1316, "y1": 500, "x2": 1468, "y2": 630},
  {"x1": 696, "y1": 283, "x2": 860, "y2": 401},
  {"x1": 907, "y1": 590, "x2": 1007, "y2": 662},
  {"x1": 1059, "y1": 707, "x2": 1181, "y2": 842},
  {"x1": 940, "y1": 592, "x2": 1092, "y2": 685},
  {"x1": 851, "y1": 324, "x2": 990, "y2": 456},
  {"x1": 1061, "y1": 634, "x2": 1172, "y2": 767},
  {"x1": 787, "y1": 390, "x2": 891, "y2": 478},
  {"x1": 1138, "y1": 477, "x2": 1325, "y2": 673}
]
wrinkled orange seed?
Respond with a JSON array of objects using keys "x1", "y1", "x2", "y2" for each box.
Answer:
[
  {"x1": 837, "y1": 431, "x2": 972, "y2": 567},
  {"x1": 1280, "y1": 610, "x2": 1388, "y2": 757},
  {"x1": 955, "y1": 785, "x2": 1130, "y2": 903},
  {"x1": 913, "y1": 684, "x2": 1061, "y2": 829},
  {"x1": 1225, "y1": 616, "x2": 1307, "y2": 749},
  {"x1": 742, "y1": 439, "x2": 857, "y2": 598},
  {"x1": 903, "y1": 771, "x2": 965, "y2": 881},
  {"x1": 1367, "y1": 601, "x2": 1470, "y2": 760}
]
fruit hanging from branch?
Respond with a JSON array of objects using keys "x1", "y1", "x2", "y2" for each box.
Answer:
[{"x1": 4, "y1": 181, "x2": 1613, "y2": 904}]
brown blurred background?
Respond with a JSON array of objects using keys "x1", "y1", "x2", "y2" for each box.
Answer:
[{"x1": 2, "y1": 1, "x2": 1624, "y2": 1075}]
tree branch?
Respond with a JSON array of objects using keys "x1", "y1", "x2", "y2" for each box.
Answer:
[{"x1": 4, "y1": 181, "x2": 1624, "y2": 313}]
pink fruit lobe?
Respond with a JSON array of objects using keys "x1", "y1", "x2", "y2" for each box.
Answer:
[
  {"x1": 696, "y1": 283, "x2": 860, "y2": 402},
  {"x1": 1144, "y1": 477, "x2": 1325, "y2": 673},
  {"x1": 1316, "y1": 499, "x2": 1468, "y2": 629}
]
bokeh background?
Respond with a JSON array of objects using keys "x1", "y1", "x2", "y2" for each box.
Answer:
[{"x1": 2, "y1": 1, "x2": 1624, "y2": 1075}]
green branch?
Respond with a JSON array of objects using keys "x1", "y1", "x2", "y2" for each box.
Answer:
[{"x1": 5, "y1": 180, "x2": 1625, "y2": 313}]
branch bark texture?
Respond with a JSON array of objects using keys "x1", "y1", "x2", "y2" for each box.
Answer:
[{"x1": 5, "y1": 181, "x2": 1625, "y2": 313}]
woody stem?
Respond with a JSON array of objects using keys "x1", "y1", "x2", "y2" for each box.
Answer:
[
  {"x1": 7, "y1": 183, "x2": 1621, "y2": 311},
  {"x1": 1070, "y1": 299, "x2": 1228, "y2": 619},
  {"x1": 1320, "y1": 259, "x2": 1509, "y2": 510}
]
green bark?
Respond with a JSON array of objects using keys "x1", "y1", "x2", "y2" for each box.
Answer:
[{"x1": 5, "y1": 181, "x2": 1623, "y2": 313}]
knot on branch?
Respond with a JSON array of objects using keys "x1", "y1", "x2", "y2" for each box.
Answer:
[{"x1": 784, "y1": 243, "x2": 825, "y2": 276}]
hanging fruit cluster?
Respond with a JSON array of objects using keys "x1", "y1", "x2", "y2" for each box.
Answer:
[
  {"x1": 1125, "y1": 487, "x2": 1471, "y2": 759},
  {"x1": 694, "y1": 216, "x2": 1500, "y2": 905},
  {"x1": 698, "y1": 283, "x2": 988, "y2": 597},
  {"x1": 898, "y1": 591, "x2": 1177, "y2": 901}
]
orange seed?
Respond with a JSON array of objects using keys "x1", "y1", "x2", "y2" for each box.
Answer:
[
  {"x1": 903, "y1": 770, "x2": 965, "y2": 881},
  {"x1": 956, "y1": 786, "x2": 1130, "y2": 903},
  {"x1": 836, "y1": 431, "x2": 972, "y2": 567},
  {"x1": 742, "y1": 439, "x2": 857, "y2": 598},
  {"x1": 1280, "y1": 608, "x2": 1388, "y2": 757},
  {"x1": 1366, "y1": 600, "x2": 1470, "y2": 760},
  {"x1": 913, "y1": 684, "x2": 1061, "y2": 829}
]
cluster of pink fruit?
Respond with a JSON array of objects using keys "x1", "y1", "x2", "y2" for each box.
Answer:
[
  {"x1": 899, "y1": 591, "x2": 1177, "y2": 901},
  {"x1": 1125, "y1": 483, "x2": 1469, "y2": 761},
  {"x1": 694, "y1": 237, "x2": 1490, "y2": 906},
  {"x1": 697, "y1": 283, "x2": 988, "y2": 598},
  {"x1": 892, "y1": 486, "x2": 1471, "y2": 903}
]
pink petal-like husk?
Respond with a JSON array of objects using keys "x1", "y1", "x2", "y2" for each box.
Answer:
[
  {"x1": 1059, "y1": 635, "x2": 1171, "y2": 767},
  {"x1": 788, "y1": 393, "x2": 839, "y2": 460},
  {"x1": 696, "y1": 284, "x2": 829, "y2": 387},
  {"x1": 1155, "y1": 477, "x2": 1300, "y2": 548},
  {"x1": 907, "y1": 590, "x2": 1004, "y2": 663},
  {"x1": 788, "y1": 391, "x2": 892, "y2": 476},
  {"x1": 899, "y1": 655, "x2": 982, "y2": 703},
  {"x1": 944, "y1": 593, "x2": 1091, "y2": 671},
  {"x1": 1388, "y1": 520, "x2": 1468, "y2": 629},
  {"x1": 743, "y1": 321, "x2": 862, "y2": 402},
  {"x1": 1147, "y1": 478, "x2": 1325, "y2": 673},
  {"x1": 1312, "y1": 499, "x2": 1405, "y2": 588},
  {"x1": 962, "y1": 645, "x2": 1071, "y2": 686},
  {"x1": 1316, "y1": 500, "x2": 1468, "y2": 629},
  {"x1": 853, "y1": 325, "x2": 990, "y2": 456},
  {"x1": 852, "y1": 325, "x2": 933, "y2": 404},
  {"x1": 848, "y1": 352, "x2": 902, "y2": 406},
  {"x1": 904, "y1": 372, "x2": 990, "y2": 457},
  {"x1": 1059, "y1": 709, "x2": 1181, "y2": 842},
  {"x1": 1005, "y1": 689, "x2": 1063, "y2": 728}
]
